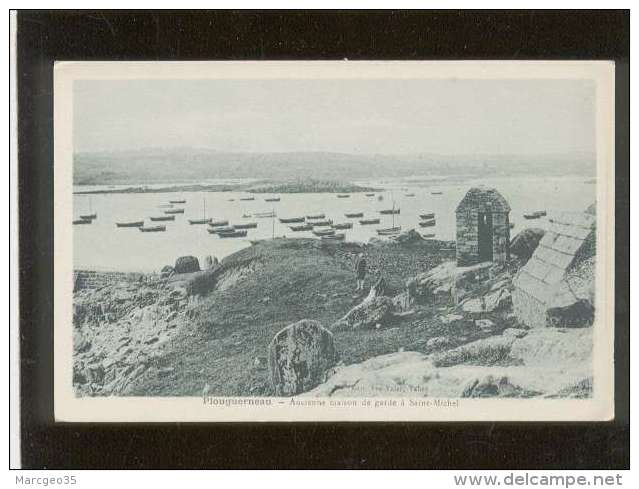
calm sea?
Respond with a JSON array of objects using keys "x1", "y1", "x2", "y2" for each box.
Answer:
[{"x1": 73, "y1": 176, "x2": 595, "y2": 272}]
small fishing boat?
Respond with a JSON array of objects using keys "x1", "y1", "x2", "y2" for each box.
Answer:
[
  {"x1": 332, "y1": 222, "x2": 353, "y2": 230},
  {"x1": 289, "y1": 223, "x2": 313, "y2": 232},
  {"x1": 73, "y1": 218, "x2": 92, "y2": 225},
  {"x1": 228, "y1": 198, "x2": 235, "y2": 202},
  {"x1": 139, "y1": 225, "x2": 166, "y2": 232},
  {"x1": 233, "y1": 222, "x2": 258, "y2": 229},
  {"x1": 158, "y1": 204, "x2": 174, "y2": 208},
  {"x1": 321, "y1": 233, "x2": 345, "y2": 241},
  {"x1": 188, "y1": 198, "x2": 210, "y2": 225},
  {"x1": 365, "y1": 193, "x2": 375, "y2": 197},
  {"x1": 523, "y1": 211, "x2": 546, "y2": 220},
  {"x1": 116, "y1": 221, "x2": 144, "y2": 228},
  {"x1": 344, "y1": 212, "x2": 364, "y2": 218},
  {"x1": 240, "y1": 196, "x2": 255, "y2": 201},
  {"x1": 311, "y1": 219, "x2": 333, "y2": 227},
  {"x1": 165, "y1": 209, "x2": 184, "y2": 214},
  {"x1": 279, "y1": 216, "x2": 305, "y2": 223},
  {"x1": 80, "y1": 213, "x2": 97, "y2": 220},
  {"x1": 255, "y1": 211, "x2": 276, "y2": 218},
  {"x1": 421, "y1": 233, "x2": 436, "y2": 239},
  {"x1": 188, "y1": 218, "x2": 212, "y2": 225},
  {"x1": 405, "y1": 193, "x2": 415, "y2": 197},
  {"x1": 208, "y1": 219, "x2": 229, "y2": 227},
  {"x1": 218, "y1": 229, "x2": 248, "y2": 238},
  {"x1": 376, "y1": 226, "x2": 401, "y2": 236},
  {"x1": 306, "y1": 213, "x2": 325, "y2": 219},
  {"x1": 419, "y1": 219, "x2": 436, "y2": 228},
  {"x1": 207, "y1": 225, "x2": 235, "y2": 234},
  {"x1": 431, "y1": 191, "x2": 443, "y2": 195},
  {"x1": 150, "y1": 215, "x2": 175, "y2": 222},
  {"x1": 264, "y1": 197, "x2": 280, "y2": 202},
  {"x1": 242, "y1": 213, "x2": 252, "y2": 218},
  {"x1": 380, "y1": 208, "x2": 400, "y2": 215},
  {"x1": 419, "y1": 213, "x2": 435, "y2": 220},
  {"x1": 336, "y1": 194, "x2": 350, "y2": 198},
  {"x1": 359, "y1": 218, "x2": 381, "y2": 225},
  {"x1": 169, "y1": 199, "x2": 186, "y2": 204},
  {"x1": 312, "y1": 228, "x2": 335, "y2": 237}
]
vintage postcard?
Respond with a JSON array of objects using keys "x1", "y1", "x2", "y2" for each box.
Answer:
[{"x1": 54, "y1": 61, "x2": 615, "y2": 422}]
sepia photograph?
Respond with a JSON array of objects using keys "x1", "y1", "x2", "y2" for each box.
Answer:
[{"x1": 53, "y1": 61, "x2": 615, "y2": 422}]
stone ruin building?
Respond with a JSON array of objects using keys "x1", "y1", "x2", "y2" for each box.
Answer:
[
  {"x1": 456, "y1": 186, "x2": 511, "y2": 267},
  {"x1": 512, "y1": 212, "x2": 596, "y2": 329}
]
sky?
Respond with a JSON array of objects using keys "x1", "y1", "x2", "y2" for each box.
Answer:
[{"x1": 74, "y1": 78, "x2": 596, "y2": 155}]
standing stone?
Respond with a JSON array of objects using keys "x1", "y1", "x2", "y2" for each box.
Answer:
[
  {"x1": 268, "y1": 320, "x2": 337, "y2": 396},
  {"x1": 203, "y1": 255, "x2": 214, "y2": 270}
]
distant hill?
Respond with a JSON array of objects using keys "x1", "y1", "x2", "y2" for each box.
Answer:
[{"x1": 73, "y1": 148, "x2": 596, "y2": 185}]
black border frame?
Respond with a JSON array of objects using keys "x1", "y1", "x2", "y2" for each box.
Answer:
[{"x1": 16, "y1": 10, "x2": 630, "y2": 469}]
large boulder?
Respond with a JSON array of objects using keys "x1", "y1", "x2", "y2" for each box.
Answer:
[
  {"x1": 268, "y1": 320, "x2": 337, "y2": 396},
  {"x1": 510, "y1": 228, "x2": 545, "y2": 261},
  {"x1": 394, "y1": 229, "x2": 423, "y2": 244},
  {"x1": 174, "y1": 256, "x2": 200, "y2": 274},
  {"x1": 332, "y1": 296, "x2": 395, "y2": 331}
]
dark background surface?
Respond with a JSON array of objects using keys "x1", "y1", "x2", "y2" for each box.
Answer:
[{"x1": 17, "y1": 10, "x2": 629, "y2": 469}]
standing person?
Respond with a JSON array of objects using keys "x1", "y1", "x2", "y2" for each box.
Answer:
[{"x1": 355, "y1": 252, "x2": 367, "y2": 291}]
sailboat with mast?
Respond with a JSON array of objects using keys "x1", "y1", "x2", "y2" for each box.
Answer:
[
  {"x1": 376, "y1": 194, "x2": 401, "y2": 236},
  {"x1": 188, "y1": 198, "x2": 212, "y2": 225},
  {"x1": 79, "y1": 196, "x2": 97, "y2": 220}
]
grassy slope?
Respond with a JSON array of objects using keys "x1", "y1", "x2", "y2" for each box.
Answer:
[{"x1": 128, "y1": 238, "x2": 454, "y2": 396}]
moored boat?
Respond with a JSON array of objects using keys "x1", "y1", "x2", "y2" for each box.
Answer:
[
  {"x1": 306, "y1": 213, "x2": 325, "y2": 219},
  {"x1": 279, "y1": 216, "x2": 305, "y2": 223},
  {"x1": 312, "y1": 227, "x2": 335, "y2": 237},
  {"x1": 380, "y1": 208, "x2": 400, "y2": 215},
  {"x1": 289, "y1": 223, "x2": 313, "y2": 232},
  {"x1": 80, "y1": 213, "x2": 97, "y2": 220},
  {"x1": 359, "y1": 218, "x2": 381, "y2": 225},
  {"x1": 421, "y1": 233, "x2": 436, "y2": 239},
  {"x1": 73, "y1": 218, "x2": 92, "y2": 225},
  {"x1": 405, "y1": 193, "x2": 415, "y2": 197},
  {"x1": 365, "y1": 193, "x2": 375, "y2": 197},
  {"x1": 239, "y1": 196, "x2": 255, "y2": 201},
  {"x1": 321, "y1": 233, "x2": 345, "y2": 241},
  {"x1": 150, "y1": 215, "x2": 175, "y2": 222},
  {"x1": 523, "y1": 211, "x2": 546, "y2": 220},
  {"x1": 158, "y1": 204, "x2": 174, "y2": 208},
  {"x1": 311, "y1": 219, "x2": 333, "y2": 227},
  {"x1": 139, "y1": 225, "x2": 166, "y2": 232},
  {"x1": 332, "y1": 222, "x2": 353, "y2": 230},
  {"x1": 419, "y1": 219, "x2": 436, "y2": 227},
  {"x1": 431, "y1": 191, "x2": 443, "y2": 195},
  {"x1": 165, "y1": 209, "x2": 184, "y2": 214},
  {"x1": 208, "y1": 219, "x2": 229, "y2": 227},
  {"x1": 207, "y1": 225, "x2": 235, "y2": 234},
  {"x1": 336, "y1": 194, "x2": 350, "y2": 198},
  {"x1": 344, "y1": 212, "x2": 364, "y2": 218},
  {"x1": 169, "y1": 199, "x2": 186, "y2": 204},
  {"x1": 218, "y1": 229, "x2": 248, "y2": 238},
  {"x1": 419, "y1": 212, "x2": 435, "y2": 220},
  {"x1": 116, "y1": 221, "x2": 144, "y2": 228},
  {"x1": 254, "y1": 211, "x2": 276, "y2": 218},
  {"x1": 233, "y1": 222, "x2": 258, "y2": 229},
  {"x1": 376, "y1": 226, "x2": 402, "y2": 236},
  {"x1": 264, "y1": 197, "x2": 280, "y2": 202},
  {"x1": 188, "y1": 218, "x2": 212, "y2": 225}
]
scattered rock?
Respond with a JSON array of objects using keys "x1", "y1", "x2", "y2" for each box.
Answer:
[
  {"x1": 393, "y1": 229, "x2": 423, "y2": 244},
  {"x1": 268, "y1": 319, "x2": 337, "y2": 396},
  {"x1": 461, "y1": 374, "x2": 541, "y2": 398},
  {"x1": 475, "y1": 319, "x2": 496, "y2": 332},
  {"x1": 160, "y1": 265, "x2": 174, "y2": 279},
  {"x1": 502, "y1": 328, "x2": 528, "y2": 339},
  {"x1": 426, "y1": 336, "x2": 456, "y2": 350},
  {"x1": 510, "y1": 228, "x2": 545, "y2": 262},
  {"x1": 174, "y1": 256, "x2": 200, "y2": 274},
  {"x1": 332, "y1": 296, "x2": 395, "y2": 331}
]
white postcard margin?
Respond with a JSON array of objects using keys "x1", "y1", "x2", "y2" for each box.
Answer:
[{"x1": 53, "y1": 61, "x2": 615, "y2": 422}]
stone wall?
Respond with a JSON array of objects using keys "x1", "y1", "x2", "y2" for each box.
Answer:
[
  {"x1": 73, "y1": 270, "x2": 147, "y2": 292},
  {"x1": 492, "y1": 212, "x2": 511, "y2": 264},
  {"x1": 456, "y1": 209, "x2": 479, "y2": 266}
]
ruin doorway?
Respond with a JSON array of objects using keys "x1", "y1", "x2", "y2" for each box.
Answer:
[{"x1": 478, "y1": 212, "x2": 493, "y2": 262}]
